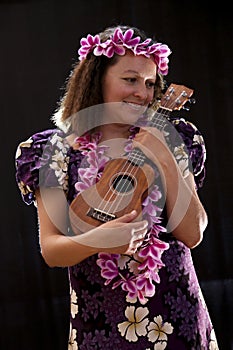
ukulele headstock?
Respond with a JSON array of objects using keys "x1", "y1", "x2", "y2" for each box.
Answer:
[{"x1": 160, "y1": 83, "x2": 194, "y2": 111}]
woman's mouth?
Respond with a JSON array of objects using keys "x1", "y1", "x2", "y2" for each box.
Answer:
[{"x1": 124, "y1": 102, "x2": 147, "y2": 113}]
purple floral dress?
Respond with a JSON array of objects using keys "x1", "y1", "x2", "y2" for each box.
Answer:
[{"x1": 15, "y1": 116, "x2": 219, "y2": 350}]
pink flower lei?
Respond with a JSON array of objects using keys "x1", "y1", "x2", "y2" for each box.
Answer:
[
  {"x1": 78, "y1": 27, "x2": 171, "y2": 75},
  {"x1": 74, "y1": 131, "x2": 169, "y2": 304}
]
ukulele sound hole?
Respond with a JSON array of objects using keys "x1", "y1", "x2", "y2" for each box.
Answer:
[{"x1": 112, "y1": 174, "x2": 135, "y2": 193}]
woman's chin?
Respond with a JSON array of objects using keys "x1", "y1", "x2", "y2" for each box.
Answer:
[{"x1": 101, "y1": 102, "x2": 146, "y2": 126}]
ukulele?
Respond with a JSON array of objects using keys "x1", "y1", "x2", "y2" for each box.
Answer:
[{"x1": 69, "y1": 83, "x2": 194, "y2": 234}]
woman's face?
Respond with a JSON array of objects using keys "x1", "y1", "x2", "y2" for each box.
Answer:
[{"x1": 101, "y1": 50, "x2": 157, "y2": 125}]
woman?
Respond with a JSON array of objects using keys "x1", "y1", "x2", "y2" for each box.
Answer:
[{"x1": 15, "y1": 25, "x2": 218, "y2": 349}]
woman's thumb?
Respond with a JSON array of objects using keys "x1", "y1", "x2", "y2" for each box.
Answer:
[{"x1": 115, "y1": 210, "x2": 138, "y2": 223}]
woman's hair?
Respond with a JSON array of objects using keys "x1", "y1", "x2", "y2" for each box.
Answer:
[{"x1": 52, "y1": 25, "x2": 166, "y2": 131}]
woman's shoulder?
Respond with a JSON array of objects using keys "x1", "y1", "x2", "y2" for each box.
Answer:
[
  {"x1": 15, "y1": 128, "x2": 69, "y2": 205},
  {"x1": 16, "y1": 128, "x2": 65, "y2": 151},
  {"x1": 15, "y1": 128, "x2": 68, "y2": 174},
  {"x1": 168, "y1": 115, "x2": 205, "y2": 146}
]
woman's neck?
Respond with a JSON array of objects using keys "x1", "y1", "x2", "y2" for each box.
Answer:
[
  {"x1": 98, "y1": 123, "x2": 131, "y2": 142},
  {"x1": 97, "y1": 123, "x2": 131, "y2": 159}
]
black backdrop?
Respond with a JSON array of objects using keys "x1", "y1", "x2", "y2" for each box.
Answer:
[{"x1": 1, "y1": 1, "x2": 232, "y2": 349}]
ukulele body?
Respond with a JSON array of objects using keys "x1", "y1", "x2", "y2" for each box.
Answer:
[{"x1": 69, "y1": 158, "x2": 155, "y2": 235}]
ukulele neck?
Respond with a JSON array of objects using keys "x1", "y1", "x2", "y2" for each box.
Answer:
[
  {"x1": 149, "y1": 107, "x2": 171, "y2": 130},
  {"x1": 128, "y1": 107, "x2": 171, "y2": 166}
]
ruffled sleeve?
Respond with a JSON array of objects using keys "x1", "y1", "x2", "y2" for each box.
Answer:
[
  {"x1": 15, "y1": 129, "x2": 70, "y2": 205},
  {"x1": 169, "y1": 116, "x2": 206, "y2": 189}
]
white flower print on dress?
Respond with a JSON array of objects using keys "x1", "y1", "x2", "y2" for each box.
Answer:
[
  {"x1": 147, "y1": 315, "x2": 173, "y2": 350},
  {"x1": 48, "y1": 133, "x2": 69, "y2": 189},
  {"x1": 15, "y1": 137, "x2": 33, "y2": 158},
  {"x1": 68, "y1": 327, "x2": 78, "y2": 350},
  {"x1": 50, "y1": 133, "x2": 68, "y2": 153},
  {"x1": 173, "y1": 144, "x2": 189, "y2": 178},
  {"x1": 50, "y1": 149, "x2": 68, "y2": 185},
  {"x1": 71, "y1": 289, "x2": 78, "y2": 319},
  {"x1": 209, "y1": 329, "x2": 219, "y2": 350},
  {"x1": 118, "y1": 306, "x2": 149, "y2": 342}
]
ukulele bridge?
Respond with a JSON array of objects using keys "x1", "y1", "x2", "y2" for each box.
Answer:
[{"x1": 87, "y1": 207, "x2": 116, "y2": 223}]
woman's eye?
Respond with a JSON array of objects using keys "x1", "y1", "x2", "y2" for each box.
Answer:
[
  {"x1": 123, "y1": 77, "x2": 136, "y2": 83},
  {"x1": 123, "y1": 78, "x2": 155, "y2": 88},
  {"x1": 146, "y1": 82, "x2": 156, "y2": 89}
]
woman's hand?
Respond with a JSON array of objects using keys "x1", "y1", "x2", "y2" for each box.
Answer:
[
  {"x1": 71, "y1": 210, "x2": 148, "y2": 255},
  {"x1": 132, "y1": 126, "x2": 171, "y2": 169}
]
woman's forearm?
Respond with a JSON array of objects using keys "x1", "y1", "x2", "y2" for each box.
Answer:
[{"x1": 161, "y1": 159, "x2": 208, "y2": 248}]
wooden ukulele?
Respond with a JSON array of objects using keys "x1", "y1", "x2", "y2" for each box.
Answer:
[{"x1": 69, "y1": 83, "x2": 194, "y2": 234}]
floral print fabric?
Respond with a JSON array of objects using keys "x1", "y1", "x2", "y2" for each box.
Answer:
[{"x1": 15, "y1": 117, "x2": 218, "y2": 349}]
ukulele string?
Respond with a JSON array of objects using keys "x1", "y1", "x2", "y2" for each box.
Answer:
[
  {"x1": 105, "y1": 155, "x2": 144, "y2": 214},
  {"x1": 96, "y1": 155, "x2": 141, "y2": 214}
]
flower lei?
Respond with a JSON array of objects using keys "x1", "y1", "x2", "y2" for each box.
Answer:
[
  {"x1": 78, "y1": 27, "x2": 171, "y2": 75},
  {"x1": 74, "y1": 131, "x2": 169, "y2": 304}
]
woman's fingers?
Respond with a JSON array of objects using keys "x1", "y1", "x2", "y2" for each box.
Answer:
[
  {"x1": 127, "y1": 221, "x2": 148, "y2": 253},
  {"x1": 70, "y1": 209, "x2": 148, "y2": 254},
  {"x1": 118, "y1": 210, "x2": 138, "y2": 220}
]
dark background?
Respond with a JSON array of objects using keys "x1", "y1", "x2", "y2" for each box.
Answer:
[{"x1": 1, "y1": 0, "x2": 232, "y2": 349}]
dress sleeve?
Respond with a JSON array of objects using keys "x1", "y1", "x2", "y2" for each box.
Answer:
[
  {"x1": 169, "y1": 117, "x2": 206, "y2": 189},
  {"x1": 15, "y1": 129, "x2": 70, "y2": 205}
]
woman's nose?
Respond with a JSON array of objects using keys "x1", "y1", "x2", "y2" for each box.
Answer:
[{"x1": 133, "y1": 85, "x2": 149, "y2": 102}]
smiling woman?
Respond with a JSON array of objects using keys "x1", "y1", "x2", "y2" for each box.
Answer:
[
  {"x1": 101, "y1": 51, "x2": 157, "y2": 128},
  {"x1": 15, "y1": 24, "x2": 219, "y2": 349}
]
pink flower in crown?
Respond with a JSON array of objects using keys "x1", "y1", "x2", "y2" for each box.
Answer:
[
  {"x1": 158, "y1": 56, "x2": 170, "y2": 75},
  {"x1": 148, "y1": 43, "x2": 171, "y2": 75},
  {"x1": 78, "y1": 34, "x2": 100, "y2": 60},
  {"x1": 133, "y1": 38, "x2": 153, "y2": 58},
  {"x1": 101, "y1": 28, "x2": 127, "y2": 57},
  {"x1": 93, "y1": 39, "x2": 112, "y2": 57},
  {"x1": 114, "y1": 28, "x2": 141, "y2": 49},
  {"x1": 99, "y1": 28, "x2": 142, "y2": 58},
  {"x1": 148, "y1": 43, "x2": 171, "y2": 57}
]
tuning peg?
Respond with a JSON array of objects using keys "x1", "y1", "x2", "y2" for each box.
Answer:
[
  {"x1": 189, "y1": 98, "x2": 196, "y2": 104},
  {"x1": 182, "y1": 105, "x2": 190, "y2": 111}
]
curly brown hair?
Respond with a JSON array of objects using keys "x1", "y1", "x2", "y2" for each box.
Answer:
[{"x1": 52, "y1": 25, "x2": 166, "y2": 130}]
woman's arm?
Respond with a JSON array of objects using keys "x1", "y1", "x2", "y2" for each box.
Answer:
[
  {"x1": 160, "y1": 160, "x2": 208, "y2": 248},
  {"x1": 133, "y1": 127, "x2": 208, "y2": 248},
  {"x1": 36, "y1": 188, "x2": 148, "y2": 267}
]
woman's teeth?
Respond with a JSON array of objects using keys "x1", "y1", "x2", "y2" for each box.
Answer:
[{"x1": 125, "y1": 102, "x2": 144, "y2": 110}]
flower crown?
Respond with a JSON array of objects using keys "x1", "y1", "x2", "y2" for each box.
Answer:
[{"x1": 78, "y1": 27, "x2": 171, "y2": 75}]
